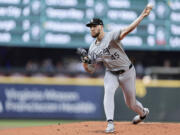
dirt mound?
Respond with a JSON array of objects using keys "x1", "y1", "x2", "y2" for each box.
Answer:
[{"x1": 0, "y1": 121, "x2": 180, "y2": 135}]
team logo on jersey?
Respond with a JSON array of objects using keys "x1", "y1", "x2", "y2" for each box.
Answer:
[
  {"x1": 103, "y1": 48, "x2": 111, "y2": 55},
  {"x1": 90, "y1": 46, "x2": 120, "y2": 61},
  {"x1": 91, "y1": 47, "x2": 111, "y2": 61}
]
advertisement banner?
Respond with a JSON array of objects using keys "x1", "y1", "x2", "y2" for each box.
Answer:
[{"x1": 0, "y1": 84, "x2": 104, "y2": 119}]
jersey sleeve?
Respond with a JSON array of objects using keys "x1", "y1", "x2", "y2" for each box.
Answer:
[{"x1": 111, "y1": 29, "x2": 122, "y2": 42}]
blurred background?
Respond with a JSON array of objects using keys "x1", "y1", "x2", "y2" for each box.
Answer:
[{"x1": 0, "y1": 0, "x2": 180, "y2": 127}]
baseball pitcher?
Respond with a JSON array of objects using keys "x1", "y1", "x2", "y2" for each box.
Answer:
[{"x1": 80, "y1": 3, "x2": 153, "y2": 133}]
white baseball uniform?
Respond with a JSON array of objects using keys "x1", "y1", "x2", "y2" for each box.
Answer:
[{"x1": 88, "y1": 30, "x2": 145, "y2": 121}]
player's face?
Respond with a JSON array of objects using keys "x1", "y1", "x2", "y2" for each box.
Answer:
[{"x1": 90, "y1": 25, "x2": 101, "y2": 38}]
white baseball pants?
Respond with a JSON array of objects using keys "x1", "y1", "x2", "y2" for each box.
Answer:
[{"x1": 103, "y1": 66, "x2": 145, "y2": 121}]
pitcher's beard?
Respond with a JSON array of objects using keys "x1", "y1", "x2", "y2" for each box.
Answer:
[{"x1": 92, "y1": 32, "x2": 100, "y2": 38}]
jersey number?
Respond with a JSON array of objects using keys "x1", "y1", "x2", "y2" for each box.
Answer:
[{"x1": 111, "y1": 52, "x2": 120, "y2": 60}]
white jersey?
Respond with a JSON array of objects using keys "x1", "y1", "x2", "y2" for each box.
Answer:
[{"x1": 88, "y1": 30, "x2": 131, "y2": 71}]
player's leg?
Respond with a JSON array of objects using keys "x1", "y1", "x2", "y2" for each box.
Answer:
[
  {"x1": 119, "y1": 66, "x2": 149, "y2": 123},
  {"x1": 104, "y1": 71, "x2": 119, "y2": 132},
  {"x1": 104, "y1": 71, "x2": 119, "y2": 121}
]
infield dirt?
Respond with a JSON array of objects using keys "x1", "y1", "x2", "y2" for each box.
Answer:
[{"x1": 0, "y1": 121, "x2": 180, "y2": 135}]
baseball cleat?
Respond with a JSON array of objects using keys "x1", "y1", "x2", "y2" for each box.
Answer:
[
  {"x1": 132, "y1": 108, "x2": 149, "y2": 124},
  {"x1": 105, "y1": 121, "x2": 114, "y2": 133}
]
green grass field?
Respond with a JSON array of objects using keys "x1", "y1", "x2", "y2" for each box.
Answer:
[{"x1": 0, "y1": 119, "x2": 81, "y2": 130}]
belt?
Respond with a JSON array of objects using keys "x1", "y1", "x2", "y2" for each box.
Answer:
[{"x1": 110, "y1": 64, "x2": 133, "y2": 75}]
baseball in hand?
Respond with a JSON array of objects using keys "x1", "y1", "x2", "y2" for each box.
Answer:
[{"x1": 147, "y1": 3, "x2": 153, "y2": 9}]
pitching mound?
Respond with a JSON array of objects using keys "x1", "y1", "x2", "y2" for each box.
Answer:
[{"x1": 0, "y1": 121, "x2": 180, "y2": 135}]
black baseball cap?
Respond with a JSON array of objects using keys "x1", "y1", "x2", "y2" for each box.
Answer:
[{"x1": 86, "y1": 18, "x2": 103, "y2": 27}]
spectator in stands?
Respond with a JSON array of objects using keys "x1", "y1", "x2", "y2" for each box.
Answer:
[
  {"x1": 41, "y1": 58, "x2": 55, "y2": 74},
  {"x1": 25, "y1": 60, "x2": 39, "y2": 72},
  {"x1": 163, "y1": 59, "x2": 171, "y2": 67}
]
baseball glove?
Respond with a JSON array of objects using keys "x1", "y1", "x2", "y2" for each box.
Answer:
[{"x1": 77, "y1": 48, "x2": 92, "y2": 64}]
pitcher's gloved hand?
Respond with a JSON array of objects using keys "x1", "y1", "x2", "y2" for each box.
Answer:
[{"x1": 77, "y1": 48, "x2": 92, "y2": 64}]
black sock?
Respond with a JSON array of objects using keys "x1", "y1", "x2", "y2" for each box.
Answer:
[
  {"x1": 140, "y1": 115, "x2": 146, "y2": 119},
  {"x1": 107, "y1": 119, "x2": 113, "y2": 122},
  {"x1": 140, "y1": 108, "x2": 146, "y2": 119}
]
